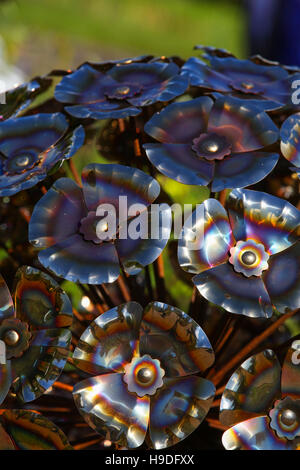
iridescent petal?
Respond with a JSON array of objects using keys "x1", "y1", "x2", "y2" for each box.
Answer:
[
  {"x1": 0, "y1": 274, "x2": 14, "y2": 320},
  {"x1": 148, "y1": 376, "x2": 215, "y2": 449},
  {"x1": 82, "y1": 163, "x2": 160, "y2": 212},
  {"x1": 29, "y1": 178, "x2": 86, "y2": 249},
  {"x1": 227, "y1": 188, "x2": 300, "y2": 255},
  {"x1": 178, "y1": 199, "x2": 234, "y2": 274},
  {"x1": 212, "y1": 152, "x2": 279, "y2": 192},
  {"x1": 73, "y1": 373, "x2": 150, "y2": 448},
  {"x1": 210, "y1": 57, "x2": 288, "y2": 84},
  {"x1": 73, "y1": 302, "x2": 143, "y2": 374},
  {"x1": 0, "y1": 410, "x2": 73, "y2": 450},
  {"x1": 64, "y1": 103, "x2": 141, "y2": 120},
  {"x1": 0, "y1": 77, "x2": 52, "y2": 120},
  {"x1": 280, "y1": 113, "x2": 300, "y2": 167},
  {"x1": 11, "y1": 328, "x2": 71, "y2": 403},
  {"x1": 207, "y1": 95, "x2": 279, "y2": 152},
  {"x1": 143, "y1": 143, "x2": 214, "y2": 185},
  {"x1": 181, "y1": 57, "x2": 232, "y2": 91},
  {"x1": 222, "y1": 416, "x2": 294, "y2": 450},
  {"x1": 0, "y1": 361, "x2": 12, "y2": 405},
  {"x1": 144, "y1": 97, "x2": 213, "y2": 143},
  {"x1": 262, "y1": 242, "x2": 300, "y2": 313},
  {"x1": 37, "y1": 234, "x2": 120, "y2": 284},
  {"x1": 261, "y1": 73, "x2": 300, "y2": 108},
  {"x1": 139, "y1": 302, "x2": 214, "y2": 376},
  {"x1": 13, "y1": 266, "x2": 73, "y2": 329},
  {"x1": 193, "y1": 262, "x2": 273, "y2": 318},
  {"x1": 220, "y1": 350, "x2": 281, "y2": 427},
  {"x1": 116, "y1": 204, "x2": 172, "y2": 275},
  {"x1": 281, "y1": 340, "x2": 300, "y2": 399}
]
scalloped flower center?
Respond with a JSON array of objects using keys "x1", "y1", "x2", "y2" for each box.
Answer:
[
  {"x1": 269, "y1": 397, "x2": 300, "y2": 441},
  {"x1": 79, "y1": 211, "x2": 115, "y2": 244},
  {"x1": 0, "y1": 318, "x2": 31, "y2": 359},
  {"x1": 3, "y1": 152, "x2": 38, "y2": 174},
  {"x1": 229, "y1": 239, "x2": 269, "y2": 277},
  {"x1": 230, "y1": 80, "x2": 263, "y2": 95},
  {"x1": 123, "y1": 354, "x2": 165, "y2": 397},
  {"x1": 191, "y1": 133, "x2": 232, "y2": 161}
]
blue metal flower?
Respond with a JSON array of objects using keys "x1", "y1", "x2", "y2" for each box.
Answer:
[
  {"x1": 181, "y1": 55, "x2": 300, "y2": 111},
  {"x1": 0, "y1": 266, "x2": 73, "y2": 404},
  {"x1": 72, "y1": 301, "x2": 215, "y2": 449},
  {"x1": 220, "y1": 342, "x2": 300, "y2": 450},
  {"x1": 144, "y1": 95, "x2": 279, "y2": 191},
  {"x1": 54, "y1": 59, "x2": 188, "y2": 120},
  {"x1": 178, "y1": 188, "x2": 300, "y2": 318},
  {"x1": 0, "y1": 76, "x2": 52, "y2": 121},
  {"x1": 0, "y1": 113, "x2": 84, "y2": 196},
  {"x1": 29, "y1": 163, "x2": 171, "y2": 284}
]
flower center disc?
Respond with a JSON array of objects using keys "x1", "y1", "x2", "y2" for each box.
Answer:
[
  {"x1": 241, "y1": 250, "x2": 257, "y2": 266},
  {"x1": 3, "y1": 329, "x2": 19, "y2": 346}
]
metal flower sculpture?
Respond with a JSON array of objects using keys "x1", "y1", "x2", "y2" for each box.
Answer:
[
  {"x1": 220, "y1": 342, "x2": 300, "y2": 450},
  {"x1": 178, "y1": 188, "x2": 300, "y2": 318},
  {"x1": 0, "y1": 409, "x2": 73, "y2": 450},
  {"x1": 280, "y1": 112, "x2": 300, "y2": 169},
  {"x1": 54, "y1": 59, "x2": 188, "y2": 120},
  {"x1": 0, "y1": 266, "x2": 72, "y2": 404},
  {"x1": 72, "y1": 301, "x2": 215, "y2": 449},
  {"x1": 0, "y1": 113, "x2": 84, "y2": 196},
  {"x1": 143, "y1": 95, "x2": 279, "y2": 191},
  {"x1": 29, "y1": 163, "x2": 171, "y2": 284},
  {"x1": 181, "y1": 55, "x2": 300, "y2": 111}
]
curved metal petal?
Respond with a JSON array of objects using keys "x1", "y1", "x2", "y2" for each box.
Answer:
[
  {"x1": 29, "y1": 178, "x2": 86, "y2": 249},
  {"x1": 139, "y1": 302, "x2": 214, "y2": 376},
  {"x1": 281, "y1": 340, "x2": 300, "y2": 399},
  {"x1": 261, "y1": 73, "x2": 300, "y2": 108},
  {"x1": 65, "y1": 103, "x2": 141, "y2": 120},
  {"x1": 38, "y1": 234, "x2": 120, "y2": 284},
  {"x1": 73, "y1": 373, "x2": 150, "y2": 448},
  {"x1": 144, "y1": 143, "x2": 214, "y2": 185},
  {"x1": 55, "y1": 64, "x2": 115, "y2": 104},
  {"x1": 181, "y1": 57, "x2": 232, "y2": 91},
  {"x1": 210, "y1": 57, "x2": 288, "y2": 84},
  {"x1": 212, "y1": 152, "x2": 279, "y2": 192},
  {"x1": 0, "y1": 274, "x2": 14, "y2": 320},
  {"x1": 13, "y1": 266, "x2": 73, "y2": 329},
  {"x1": 0, "y1": 410, "x2": 73, "y2": 450},
  {"x1": 144, "y1": 97, "x2": 213, "y2": 143},
  {"x1": 280, "y1": 113, "x2": 300, "y2": 167},
  {"x1": 227, "y1": 188, "x2": 300, "y2": 255},
  {"x1": 116, "y1": 205, "x2": 171, "y2": 275},
  {"x1": 262, "y1": 241, "x2": 300, "y2": 313},
  {"x1": 1, "y1": 77, "x2": 52, "y2": 121},
  {"x1": 82, "y1": 163, "x2": 160, "y2": 212},
  {"x1": 193, "y1": 262, "x2": 273, "y2": 318},
  {"x1": 207, "y1": 95, "x2": 279, "y2": 152},
  {"x1": 220, "y1": 350, "x2": 281, "y2": 427},
  {"x1": 222, "y1": 416, "x2": 294, "y2": 450},
  {"x1": 148, "y1": 376, "x2": 215, "y2": 449},
  {"x1": 73, "y1": 302, "x2": 143, "y2": 374},
  {"x1": 11, "y1": 328, "x2": 71, "y2": 403},
  {"x1": 0, "y1": 361, "x2": 12, "y2": 405},
  {"x1": 178, "y1": 199, "x2": 234, "y2": 274}
]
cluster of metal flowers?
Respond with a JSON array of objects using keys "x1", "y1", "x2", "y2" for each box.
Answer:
[{"x1": 0, "y1": 47, "x2": 299, "y2": 451}]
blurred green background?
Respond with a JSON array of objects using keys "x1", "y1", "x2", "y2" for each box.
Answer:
[{"x1": 0, "y1": 0, "x2": 246, "y2": 78}]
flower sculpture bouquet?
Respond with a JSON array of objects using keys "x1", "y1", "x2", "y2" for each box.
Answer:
[{"x1": 0, "y1": 46, "x2": 299, "y2": 451}]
